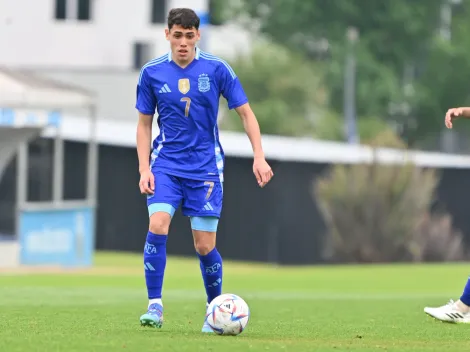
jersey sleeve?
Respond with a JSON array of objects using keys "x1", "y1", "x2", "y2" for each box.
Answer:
[
  {"x1": 216, "y1": 61, "x2": 248, "y2": 110},
  {"x1": 135, "y1": 67, "x2": 157, "y2": 115}
]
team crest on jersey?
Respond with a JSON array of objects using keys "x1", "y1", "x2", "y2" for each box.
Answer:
[
  {"x1": 198, "y1": 74, "x2": 210, "y2": 93},
  {"x1": 178, "y1": 78, "x2": 190, "y2": 94}
]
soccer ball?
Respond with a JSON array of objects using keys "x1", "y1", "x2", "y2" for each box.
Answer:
[{"x1": 205, "y1": 293, "x2": 250, "y2": 335}]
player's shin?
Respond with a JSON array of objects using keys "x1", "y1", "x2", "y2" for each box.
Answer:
[
  {"x1": 197, "y1": 247, "x2": 223, "y2": 304},
  {"x1": 144, "y1": 231, "x2": 168, "y2": 305}
]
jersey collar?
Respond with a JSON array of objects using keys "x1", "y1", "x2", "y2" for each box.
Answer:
[{"x1": 167, "y1": 47, "x2": 201, "y2": 62}]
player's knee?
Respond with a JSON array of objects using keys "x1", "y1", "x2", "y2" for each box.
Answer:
[
  {"x1": 191, "y1": 217, "x2": 217, "y2": 256},
  {"x1": 149, "y1": 212, "x2": 171, "y2": 234},
  {"x1": 194, "y1": 238, "x2": 216, "y2": 256}
]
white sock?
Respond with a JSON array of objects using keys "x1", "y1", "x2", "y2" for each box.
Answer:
[{"x1": 148, "y1": 298, "x2": 163, "y2": 308}]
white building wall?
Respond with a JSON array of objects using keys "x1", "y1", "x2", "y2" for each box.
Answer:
[{"x1": 0, "y1": 0, "x2": 251, "y2": 70}]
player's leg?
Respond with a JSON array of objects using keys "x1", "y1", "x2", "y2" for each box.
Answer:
[
  {"x1": 192, "y1": 224, "x2": 223, "y2": 304},
  {"x1": 424, "y1": 276, "x2": 470, "y2": 323},
  {"x1": 140, "y1": 172, "x2": 182, "y2": 328},
  {"x1": 192, "y1": 224, "x2": 222, "y2": 333},
  {"x1": 181, "y1": 179, "x2": 224, "y2": 333}
]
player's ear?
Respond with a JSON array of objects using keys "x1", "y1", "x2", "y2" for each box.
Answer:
[{"x1": 165, "y1": 28, "x2": 170, "y2": 40}]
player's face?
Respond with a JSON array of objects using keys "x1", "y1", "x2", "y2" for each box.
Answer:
[{"x1": 165, "y1": 25, "x2": 200, "y2": 63}]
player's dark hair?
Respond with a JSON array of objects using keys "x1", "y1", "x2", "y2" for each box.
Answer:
[{"x1": 167, "y1": 8, "x2": 200, "y2": 30}]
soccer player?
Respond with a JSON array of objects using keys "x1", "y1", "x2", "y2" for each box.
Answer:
[
  {"x1": 135, "y1": 8, "x2": 273, "y2": 332},
  {"x1": 424, "y1": 106, "x2": 470, "y2": 323}
]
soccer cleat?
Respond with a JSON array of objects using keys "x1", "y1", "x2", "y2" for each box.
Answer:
[
  {"x1": 202, "y1": 319, "x2": 214, "y2": 333},
  {"x1": 202, "y1": 303, "x2": 214, "y2": 333},
  {"x1": 140, "y1": 303, "x2": 164, "y2": 328},
  {"x1": 424, "y1": 299, "x2": 470, "y2": 323}
]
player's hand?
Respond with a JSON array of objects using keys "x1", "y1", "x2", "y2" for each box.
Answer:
[
  {"x1": 445, "y1": 108, "x2": 464, "y2": 129},
  {"x1": 139, "y1": 169, "x2": 155, "y2": 195},
  {"x1": 253, "y1": 156, "x2": 273, "y2": 188}
]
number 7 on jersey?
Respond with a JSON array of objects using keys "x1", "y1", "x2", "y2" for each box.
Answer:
[{"x1": 180, "y1": 97, "x2": 191, "y2": 117}]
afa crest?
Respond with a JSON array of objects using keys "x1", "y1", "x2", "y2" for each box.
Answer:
[
  {"x1": 198, "y1": 73, "x2": 210, "y2": 93},
  {"x1": 205, "y1": 262, "x2": 221, "y2": 274},
  {"x1": 178, "y1": 78, "x2": 190, "y2": 94}
]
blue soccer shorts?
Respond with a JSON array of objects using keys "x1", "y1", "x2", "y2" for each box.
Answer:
[{"x1": 146, "y1": 171, "x2": 223, "y2": 232}]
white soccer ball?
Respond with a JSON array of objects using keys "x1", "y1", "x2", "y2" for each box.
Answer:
[{"x1": 205, "y1": 293, "x2": 250, "y2": 336}]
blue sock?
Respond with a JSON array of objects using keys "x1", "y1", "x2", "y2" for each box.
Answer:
[
  {"x1": 144, "y1": 231, "x2": 167, "y2": 299},
  {"x1": 460, "y1": 276, "x2": 470, "y2": 306},
  {"x1": 198, "y1": 247, "x2": 223, "y2": 304}
]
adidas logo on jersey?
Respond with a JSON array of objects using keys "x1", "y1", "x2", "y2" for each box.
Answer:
[{"x1": 159, "y1": 84, "x2": 171, "y2": 93}]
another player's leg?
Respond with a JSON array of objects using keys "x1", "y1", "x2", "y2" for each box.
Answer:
[
  {"x1": 424, "y1": 276, "x2": 470, "y2": 323},
  {"x1": 140, "y1": 172, "x2": 182, "y2": 328},
  {"x1": 182, "y1": 179, "x2": 224, "y2": 333}
]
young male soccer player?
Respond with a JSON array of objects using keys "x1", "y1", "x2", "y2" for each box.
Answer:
[
  {"x1": 424, "y1": 106, "x2": 470, "y2": 323},
  {"x1": 135, "y1": 8, "x2": 273, "y2": 332}
]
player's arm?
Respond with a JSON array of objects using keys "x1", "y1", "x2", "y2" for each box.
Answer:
[
  {"x1": 136, "y1": 113, "x2": 153, "y2": 173},
  {"x1": 217, "y1": 61, "x2": 274, "y2": 187},
  {"x1": 135, "y1": 67, "x2": 157, "y2": 194},
  {"x1": 235, "y1": 103, "x2": 273, "y2": 188},
  {"x1": 235, "y1": 103, "x2": 265, "y2": 159},
  {"x1": 445, "y1": 107, "x2": 470, "y2": 129},
  {"x1": 136, "y1": 113, "x2": 155, "y2": 195}
]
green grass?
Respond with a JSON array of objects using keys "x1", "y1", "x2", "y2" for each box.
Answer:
[{"x1": 1, "y1": 252, "x2": 470, "y2": 351}]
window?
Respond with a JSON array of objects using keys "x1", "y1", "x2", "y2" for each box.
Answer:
[
  {"x1": 133, "y1": 42, "x2": 153, "y2": 70},
  {"x1": 55, "y1": 0, "x2": 67, "y2": 20},
  {"x1": 55, "y1": 0, "x2": 92, "y2": 21},
  {"x1": 150, "y1": 0, "x2": 166, "y2": 24},
  {"x1": 77, "y1": 0, "x2": 91, "y2": 21}
]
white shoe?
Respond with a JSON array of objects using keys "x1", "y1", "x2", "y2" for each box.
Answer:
[{"x1": 424, "y1": 299, "x2": 470, "y2": 323}]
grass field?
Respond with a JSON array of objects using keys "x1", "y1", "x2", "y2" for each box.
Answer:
[{"x1": 1, "y1": 252, "x2": 470, "y2": 351}]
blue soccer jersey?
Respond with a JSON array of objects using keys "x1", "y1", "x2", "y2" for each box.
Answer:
[{"x1": 136, "y1": 47, "x2": 248, "y2": 182}]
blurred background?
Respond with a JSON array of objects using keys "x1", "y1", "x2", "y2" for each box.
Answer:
[{"x1": 1, "y1": 0, "x2": 470, "y2": 269}]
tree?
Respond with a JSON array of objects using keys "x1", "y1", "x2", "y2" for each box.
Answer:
[
  {"x1": 219, "y1": 41, "x2": 330, "y2": 137},
  {"x1": 410, "y1": 10, "x2": 470, "y2": 145},
  {"x1": 213, "y1": 0, "x2": 470, "y2": 147},
  {"x1": 221, "y1": 0, "x2": 442, "y2": 70}
]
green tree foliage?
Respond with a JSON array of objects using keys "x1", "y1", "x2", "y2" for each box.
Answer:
[
  {"x1": 244, "y1": 0, "x2": 442, "y2": 71},
  {"x1": 411, "y1": 17, "x2": 470, "y2": 143},
  {"x1": 219, "y1": 41, "x2": 330, "y2": 137},
  {"x1": 313, "y1": 113, "x2": 401, "y2": 143},
  {"x1": 212, "y1": 0, "x2": 470, "y2": 146}
]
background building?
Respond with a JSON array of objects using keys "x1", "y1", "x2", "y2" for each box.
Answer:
[{"x1": 0, "y1": 0, "x2": 252, "y2": 70}]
